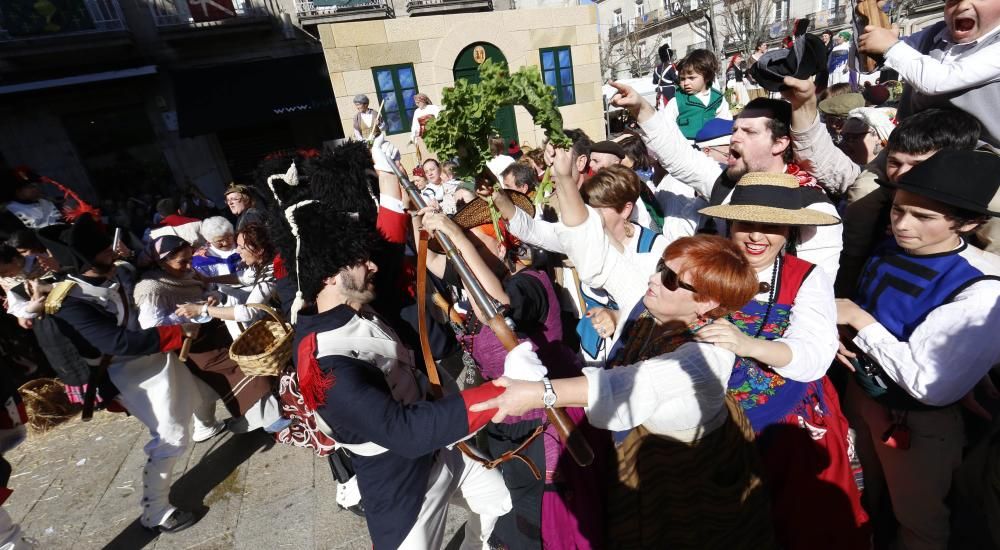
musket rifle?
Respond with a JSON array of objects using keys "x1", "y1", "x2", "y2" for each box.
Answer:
[
  {"x1": 375, "y1": 144, "x2": 594, "y2": 468},
  {"x1": 854, "y1": 0, "x2": 892, "y2": 73}
]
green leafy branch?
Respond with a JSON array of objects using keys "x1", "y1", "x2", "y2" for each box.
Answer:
[{"x1": 423, "y1": 59, "x2": 571, "y2": 180}]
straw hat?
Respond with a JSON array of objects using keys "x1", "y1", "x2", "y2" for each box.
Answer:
[
  {"x1": 429, "y1": 190, "x2": 534, "y2": 253},
  {"x1": 698, "y1": 172, "x2": 841, "y2": 226}
]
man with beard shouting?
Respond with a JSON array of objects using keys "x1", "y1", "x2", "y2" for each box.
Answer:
[
  {"x1": 608, "y1": 81, "x2": 843, "y2": 280},
  {"x1": 259, "y1": 141, "x2": 512, "y2": 550}
]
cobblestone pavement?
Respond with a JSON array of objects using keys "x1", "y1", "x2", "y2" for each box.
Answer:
[{"x1": 4, "y1": 406, "x2": 470, "y2": 549}]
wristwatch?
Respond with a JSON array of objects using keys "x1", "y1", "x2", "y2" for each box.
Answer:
[
  {"x1": 541, "y1": 377, "x2": 557, "y2": 409},
  {"x1": 200, "y1": 303, "x2": 209, "y2": 317}
]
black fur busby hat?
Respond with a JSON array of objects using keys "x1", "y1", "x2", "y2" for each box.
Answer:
[{"x1": 252, "y1": 142, "x2": 382, "y2": 318}]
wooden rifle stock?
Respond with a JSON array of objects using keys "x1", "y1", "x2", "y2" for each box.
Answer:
[
  {"x1": 856, "y1": 0, "x2": 891, "y2": 72},
  {"x1": 375, "y1": 145, "x2": 593, "y2": 468}
]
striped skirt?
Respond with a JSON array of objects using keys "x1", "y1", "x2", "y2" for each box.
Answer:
[{"x1": 607, "y1": 397, "x2": 775, "y2": 549}]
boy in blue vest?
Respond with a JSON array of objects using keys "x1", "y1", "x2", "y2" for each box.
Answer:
[
  {"x1": 836, "y1": 149, "x2": 1000, "y2": 550},
  {"x1": 662, "y1": 49, "x2": 732, "y2": 141}
]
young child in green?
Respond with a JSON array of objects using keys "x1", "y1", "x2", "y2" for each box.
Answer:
[{"x1": 663, "y1": 49, "x2": 733, "y2": 140}]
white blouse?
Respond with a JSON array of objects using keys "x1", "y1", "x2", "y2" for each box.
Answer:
[
  {"x1": 582, "y1": 341, "x2": 737, "y2": 442},
  {"x1": 230, "y1": 267, "x2": 277, "y2": 324},
  {"x1": 754, "y1": 260, "x2": 838, "y2": 382},
  {"x1": 410, "y1": 104, "x2": 442, "y2": 141}
]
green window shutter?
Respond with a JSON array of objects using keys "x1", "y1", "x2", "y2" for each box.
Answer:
[
  {"x1": 539, "y1": 46, "x2": 575, "y2": 106},
  {"x1": 372, "y1": 64, "x2": 419, "y2": 135}
]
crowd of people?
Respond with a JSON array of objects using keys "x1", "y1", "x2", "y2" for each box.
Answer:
[{"x1": 1, "y1": 3, "x2": 1000, "y2": 549}]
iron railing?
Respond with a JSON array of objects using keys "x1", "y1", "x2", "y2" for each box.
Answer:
[
  {"x1": 406, "y1": 0, "x2": 494, "y2": 12},
  {"x1": 803, "y1": 4, "x2": 849, "y2": 29},
  {"x1": 686, "y1": 40, "x2": 707, "y2": 54},
  {"x1": 150, "y1": 0, "x2": 278, "y2": 28},
  {"x1": 296, "y1": 0, "x2": 395, "y2": 19},
  {"x1": 0, "y1": 0, "x2": 126, "y2": 41},
  {"x1": 609, "y1": 0, "x2": 709, "y2": 42}
]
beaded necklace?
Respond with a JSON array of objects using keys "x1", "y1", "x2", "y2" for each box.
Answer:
[{"x1": 731, "y1": 254, "x2": 781, "y2": 338}]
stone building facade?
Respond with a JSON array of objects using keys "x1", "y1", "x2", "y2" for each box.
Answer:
[{"x1": 319, "y1": 4, "x2": 605, "y2": 167}]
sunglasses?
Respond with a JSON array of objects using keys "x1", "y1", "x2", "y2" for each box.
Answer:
[{"x1": 655, "y1": 258, "x2": 698, "y2": 293}]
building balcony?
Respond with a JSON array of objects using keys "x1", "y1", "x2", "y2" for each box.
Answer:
[
  {"x1": 150, "y1": 0, "x2": 278, "y2": 33},
  {"x1": 0, "y1": 0, "x2": 129, "y2": 48},
  {"x1": 609, "y1": 0, "x2": 708, "y2": 43},
  {"x1": 406, "y1": 0, "x2": 494, "y2": 17},
  {"x1": 686, "y1": 39, "x2": 707, "y2": 54},
  {"x1": 608, "y1": 24, "x2": 626, "y2": 42},
  {"x1": 803, "y1": 4, "x2": 849, "y2": 30},
  {"x1": 296, "y1": 0, "x2": 394, "y2": 24}
]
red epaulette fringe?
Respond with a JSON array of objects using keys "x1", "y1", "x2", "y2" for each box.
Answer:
[{"x1": 297, "y1": 333, "x2": 334, "y2": 410}]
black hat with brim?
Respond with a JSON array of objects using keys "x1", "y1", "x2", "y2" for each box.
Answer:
[
  {"x1": 889, "y1": 149, "x2": 1000, "y2": 216},
  {"x1": 590, "y1": 140, "x2": 626, "y2": 159},
  {"x1": 749, "y1": 32, "x2": 828, "y2": 92}
]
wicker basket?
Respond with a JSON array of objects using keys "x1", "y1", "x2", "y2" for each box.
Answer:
[
  {"x1": 229, "y1": 304, "x2": 293, "y2": 377},
  {"x1": 18, "y1": 378, "x2": 79, "y2": 432}
]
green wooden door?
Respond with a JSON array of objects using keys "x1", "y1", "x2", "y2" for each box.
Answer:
[{"x1": 453, "y1": 42, "x2": 519, "y2": 146}]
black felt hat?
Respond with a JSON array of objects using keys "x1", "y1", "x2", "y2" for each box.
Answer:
[
  {"x1": 891, "y1": 150, "x2": 1000, "y2": 216},
  {"x1": 590, "y1": 140, "x2": 626, "y2": 159},
  {"x1": 749, "y1": 24, "x2": 828, "y2": 92}
]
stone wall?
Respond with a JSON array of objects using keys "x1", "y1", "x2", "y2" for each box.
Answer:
[{"x1": 319, "y1": 5, "x2": 604, "y2": 167}]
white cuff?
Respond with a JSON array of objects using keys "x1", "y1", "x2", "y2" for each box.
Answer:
[
  {"x1": 884, "y1": 40, "x2": 921, "y2": 71},
  {"x1": 379, "y1": 194, "x2": 406, "y2": 214},
  {"x1": 852, "y1": 322, "x2": 897, "y2": 354}
]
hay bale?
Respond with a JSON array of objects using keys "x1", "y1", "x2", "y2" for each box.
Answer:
[{"x1": 18, "y1": 378, "x2": 80, "y2": 432}]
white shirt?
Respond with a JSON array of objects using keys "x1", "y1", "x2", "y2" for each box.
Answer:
[
  {"x1": 755, "y1": 260, "x2": 838, "y2": 382},
  {"x1": 508, "y1": 208, "x2": 565, "y2": 253},
  {"x1": 650, "y1": 175, "x2": 706, "y2": 239},
  {"x1": 486, "y1": 155, "x2": 515, "y2": 182},
  {"x1": 6, "y1": 200, "x2": 62, "y2": 229},
  {"x1": 421, "y1": 181, "x2": 445, "y2": 203},
  {"x1": 888, "y1": 23, "x2": 1000, "y2": 96},
  {"x1": 410, "y1": 104, "x2": 442, "y2": 141},
  {"x1": 582, "y1": 341, "x2": 737, "y2": 442},
  {"x1": 638, "y1": 108, "x2": 844, "y2": 280},
  {"x1": 557, "y1": 207, "x2": 656, "y2": 341},
  {"x1": 852, "y1": 245, "x2": 1000, "y2": 407},
  {"x1": 1, "y1": 256, "x2": 38, "y2": 319},
  {"x1": 230, "y1": 267, "x2": 277, "y2": 324}
]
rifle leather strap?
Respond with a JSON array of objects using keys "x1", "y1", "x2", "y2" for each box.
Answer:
[
  {"x1": 81, "y1": 354, "x2": 113, "y2": 422},
  {"x1": 416, "y1": 230, "x2": 542, "y2": 477}
]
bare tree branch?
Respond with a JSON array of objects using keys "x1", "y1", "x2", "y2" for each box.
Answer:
[{"x1": 719, "y1": 0, "x2": 775, "y2": 57}]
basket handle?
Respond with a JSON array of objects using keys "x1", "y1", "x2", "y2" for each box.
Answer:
[{"x1": 244, "y1": 303, "x2": 291, "y2": 330}]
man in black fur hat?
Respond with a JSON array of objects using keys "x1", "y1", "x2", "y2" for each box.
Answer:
[
  {"x1": 256, "y1": 138, "x2": 511, "y2": 549},
  {"x1": 36, "y1": 216, "x2": 210, "y2": 534}
]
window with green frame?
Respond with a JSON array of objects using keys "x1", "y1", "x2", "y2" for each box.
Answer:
[
  {"x1": 539, "y1": 47, "x2": 575, "y2": 106},
  {"x1": 372, "y1": 64, "x2": 418, "y2": 135}
]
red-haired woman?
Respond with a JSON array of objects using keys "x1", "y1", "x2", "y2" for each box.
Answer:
[
  {"x1": 473, "y1": 234, "x2": 775, "y2": 547},
  {"x1": 474, "y1": 148, "x2": 778, "y2": 546}
]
